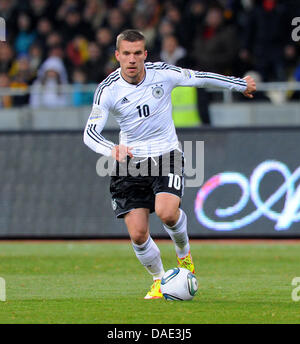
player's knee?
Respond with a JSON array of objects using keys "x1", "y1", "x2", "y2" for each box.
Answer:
[
  {"x1": 129, "y1": 227, "x2": 148, "y2": 245},
  {"x1": 131, "y1": 233, "x2": 148, "y2": 245},
  {"x1": 125, "y1": 216, "x2": 148, "y2": 244},
  {"x1": 156, "y1": 209, "x2": 177, "y2": 227},
  {"x1": 129, "y1": 230, "x2": 148, "y2": 245}
]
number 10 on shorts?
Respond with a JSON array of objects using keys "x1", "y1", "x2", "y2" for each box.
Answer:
[{"x1": 168, "y1": 173, "x2": 181, "y2": 190}]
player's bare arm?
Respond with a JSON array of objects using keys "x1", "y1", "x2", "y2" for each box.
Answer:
[{"x1": 243, "y1": 75, "x2": 256, "y2": 99}]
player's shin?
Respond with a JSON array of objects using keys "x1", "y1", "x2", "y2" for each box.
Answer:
[
  {"x1": 131, "y1": 236, "x2": 165, "y2": 280},
  {"x1": 163, "y1": 209, "x2": 190, "y2": 258}
]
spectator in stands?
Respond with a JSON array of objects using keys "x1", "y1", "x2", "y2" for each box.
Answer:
[
  {"x1": 15, "y1": 12, "x2": 37, "y2": 55},
  {"x1": 10, "y1": 54, "x2": 32, "y2": 107},
  {"x1": 160, "y1": 35, "x2": 187, "y2": 66},
  {"x1": 192, "y1": 5, "x2": 238, "y2": 75},
  {"x1": 95, "y1": 27, "x2": 115, "y2": 62},
  {"x1": 56, "y1": 0, "x2": 80, "y2": 23},
  {"x1": 71, "y1": 67, "x2": 93, "y2": 107},
  {"x1": 0, "y1": 0, "x2": 297, "y2": 113},
  {"x1": 105, "y1": 8, "x2": 127, "y2": 37},
  {"x1": 239, "y1": 0, "x2": 290, "y2": 81},
  {"x1": 84, "y1": 42, "x2": 106, "y2": 83},
  {"x1": 82, "y1": 0, "x2": 106, "y2": 31},
  {"x1": 163, "y1": 4, "x2": 187, "y2": 48},
  {"x1": 28, "y1": 43, "x2": 43, "y2": 78},
  {"x1": 152, "y1": 19, "x2": 176, "y2": 58},
  {"x1": 183, "y1": 0, "x2": 207, "y2": 47},
  {"x1": 47, "y1": 45, "x2": 66, "y2": 61},
  {"x1": 119, "y1": 0, "x2": 136, "y2": 23},
  {"x1": 10, "y1": 53, "x2": 34, "y2": 82},
  {"x1": 45, "y1": 31, "x2": 63, "y2": 52},
  {"x1": 44, "y1": 32, "x2": 69, "y2": 71},
  {"x1": 28, "y1": 0, "x2": 56, "y2": 24},
  {"x1": 66, "y1": 35, "x2": 89, "y2": 68},
  {"x1": 44, "y1": 32, "x2": 69, "y2": 70},
  {"x1": 0, "y1": 42, "x2": 14, "y2": 74},
  {"x1": 34, "y1": 17, "x2": 54, "y2": 51},
  {"x1": 284, "y1": 44, "x2": 299, "y2": 80},
  {"x1": 136, "y1": 0, "x2": 161, "y2": 28},
  {"x1": 59, "y1": 6, "x2": 93, "y2": 43},
  {"x1": 192, "y1": 4, "x2": 238, "y2": 125},
  {"x1": 0, "y1": 72, "x2": 12, "y2": 108},
  {"x1": 132, "y1": 11, "x2": 156, "y2": 51},
  {"x1": 30, "y1": 56, "x2": 68, "y2": 108}
]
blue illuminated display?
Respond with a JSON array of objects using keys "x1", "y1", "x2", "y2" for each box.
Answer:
[{"x1": 194, "y1": 160, "x2": 300, "y2": 231}]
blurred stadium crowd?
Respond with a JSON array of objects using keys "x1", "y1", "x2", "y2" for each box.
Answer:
[{"x1": 0, "y1": 0, "x2": 299, "y2": 110}]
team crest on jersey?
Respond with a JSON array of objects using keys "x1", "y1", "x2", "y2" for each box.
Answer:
[{"x1": 152, "y1": 84, "x2": 164, "y2": 99}]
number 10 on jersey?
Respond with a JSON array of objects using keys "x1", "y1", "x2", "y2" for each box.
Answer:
[{"x1": 137, "y1": 104, "x2": 150, "y2": 118}]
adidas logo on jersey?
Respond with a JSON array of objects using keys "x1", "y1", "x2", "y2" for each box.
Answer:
[{"x1": 121, "y1": 97, "x2": 130, "y2": 104}]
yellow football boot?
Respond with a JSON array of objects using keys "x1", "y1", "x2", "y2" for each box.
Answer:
[
  {"x1": 177, "y1": 251, "x2": 195, "y2": 273},
  {"x1": 144, "y1": 279, "x2": 163, "y2": 299}
]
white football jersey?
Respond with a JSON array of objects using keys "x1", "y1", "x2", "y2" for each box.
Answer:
[{"x1": 83, "y1": 62, "x2": 247, "y2": 157}]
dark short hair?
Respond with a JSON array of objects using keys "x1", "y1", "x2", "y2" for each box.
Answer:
[{"x1": 116, "y1": 29, "x2": 146, "y2": 50}]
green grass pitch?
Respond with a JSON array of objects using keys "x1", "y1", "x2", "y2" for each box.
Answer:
[{"x1": 0, "y1": 240, "x2": 299, "y2": 324}]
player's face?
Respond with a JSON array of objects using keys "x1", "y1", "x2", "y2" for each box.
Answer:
[{"x1": 115, "y1": 40, "x2": 147, "y2": 84}]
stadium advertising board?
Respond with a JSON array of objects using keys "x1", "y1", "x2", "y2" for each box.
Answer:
[{"x1": 0, "y1": 128, "x2": 299, "y2": 238}]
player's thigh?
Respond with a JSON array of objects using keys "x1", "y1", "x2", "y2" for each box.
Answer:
[{"x1": 124, "y1": 208, "x2": 150, "y2": 245}]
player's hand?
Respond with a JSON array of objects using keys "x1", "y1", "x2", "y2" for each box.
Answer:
[
  {"x1": 111, "y1": 144, "x2": 133, "y2": 163},
  {"x1": 243, "y1": 75, "x2": 256, "y2": 99}
]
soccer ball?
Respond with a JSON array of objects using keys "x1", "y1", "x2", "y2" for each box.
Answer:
[{"x1": 161, "y1": 267, "x2": 198, "y2": 301}]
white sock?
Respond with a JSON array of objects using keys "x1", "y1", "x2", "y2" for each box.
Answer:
[
  {"x1": 131, "y1": 236, "x2": 165, "y2": 280},
  {"x1": 163, "y1": 209, "x2": 190, "y2": 258}
]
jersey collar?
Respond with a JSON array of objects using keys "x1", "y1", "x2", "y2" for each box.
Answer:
[{"x1": 119, "y1": 67, "x2": 147, "y2": 87}]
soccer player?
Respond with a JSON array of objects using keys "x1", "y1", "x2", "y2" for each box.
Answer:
[{"x1": 83, "y1": 29, "x2": 256, "y2": 299}]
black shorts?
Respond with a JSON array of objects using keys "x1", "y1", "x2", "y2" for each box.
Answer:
[{"x1": 110, "y1": 149, "x2": 184, "y2": 218}]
